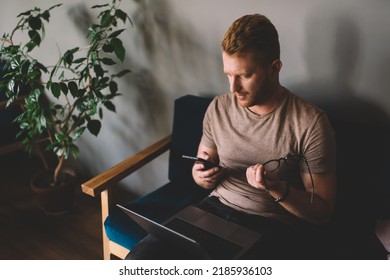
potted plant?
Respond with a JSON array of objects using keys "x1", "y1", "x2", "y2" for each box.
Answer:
[{"x1": 0, "y1": 0, "x2": 131, "y2": 214}]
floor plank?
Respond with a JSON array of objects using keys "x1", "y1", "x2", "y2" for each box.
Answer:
[{"x1": 0, "y1": 151, "x2": 103, "y2": 260}]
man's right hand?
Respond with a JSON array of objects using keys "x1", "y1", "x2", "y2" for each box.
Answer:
[{"x1": 192, "y1": 151, "x2": 225, "y2": 189}]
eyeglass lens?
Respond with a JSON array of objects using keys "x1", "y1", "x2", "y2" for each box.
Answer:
[{"x1": 264, "y1": 156, "x2": 300, "y2": 172}]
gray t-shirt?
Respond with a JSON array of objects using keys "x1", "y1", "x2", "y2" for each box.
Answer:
[{"x1": 201, "y1": 89, "x2": 336, "y2": 225}]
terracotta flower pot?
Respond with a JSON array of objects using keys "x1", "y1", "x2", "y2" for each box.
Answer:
[{"x1": 30, "y1": 168, "x2": 77, "y2": 215}]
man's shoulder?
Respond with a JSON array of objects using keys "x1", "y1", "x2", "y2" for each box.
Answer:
[
  {"x1": 285, "y1": 90, "x2": 326, "y2": 117},
  {"x1": 209, "y1": 93, "x2": 236, "y2": 110},
  {"x1": 212, "y1": 92, "x2": 233, "y2": 104}
]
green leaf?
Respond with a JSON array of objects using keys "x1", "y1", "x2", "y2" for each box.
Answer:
[
  {"x1": 51, "y1": 82, "x2": 61, "y2": 98},
  {"x1": 31, "y1": 88, "x2": 42, "y2": 102},
  {"x1": 28, "y1": 30, "x2": 41, "y2": 46},
  {"x1": 94, "y1": 65, "x2": 104, "y2": 77},
  {"x1": 109, "y1": 81, "x2": 118, "y2": 94},
  {"x1": 73, "y1": 57, "x2": 87, "y2": 64},
  {"x1": 68, "y1": 81, "x2": 78, "y2": 97},
  {"x1": 93, "y1": 90, "x2": 103, "y2": 99},
  {"x1": 41, "y1": 10, "x2": 50, "y2": 22},
  {"x1": 9, "y1": 56, "x2": 20, "y2": 69},
  {"x1": 60, "y1": 82, "x2": 68, "y2": 95},
  {"x1": 111, "y1": 38, "x2": 125, "y2": 62},
  {"x1": 58, "y1": 70, "x2": 65, "y2": 80},
  {"x1": 54, "y1": 133, "x2": 65, "y2": 142},
  {"x1": 108, "y1": 29, "x2": 125, "y2": 39},
  {"x1": 90, "y1": 51, "x2": 99, "y2": 65},
  {"x1": 102, "y1": 43, "x2": 114, "y2": 53},
  {"x1": 70, "y1": 144, "x2": 80, "y2": 159},
  {"x1": 64, "y1": 53, "x2": 73, "y2": 66},
  {"x1": 91, "y1": 4, "x2": 109, "y2": 9},
  {"x1": 17, "y1": 10, "x2": 33, "y2": 18},
  {"x1": 78, "y1": 88, "x2": 86, "y2": 97},
  {"x1": 112, "y1": 69, "x2": 131, "y2": 78},
  {"x1": 21, "y1": 60, "x2": 30, "y2": 75},
  {"x1": 63, "y1": 47, "x2": 79, "y2": 66},
  {"x1": 115, "y1": 9, "x2": 128, "y2": 24},
  {"x1": 25, "y1": 41, "x2": 37, "y2": 52},
  {"x1": 102, "y1": 57, "x2": 115, "y2": 65},
  {"x1": 54, "y1": 147, "x2": 65, "y2": 158},
  {"x1": 38, "y1": 114, "x2": 47, "y2": 128},
  {"x1": 104, "y1": 101, "x2": 116, "y2": 112},
  {"x1": 7, "y1": 79, "x2": 15, "y2": 92},
  {"x1": 35, "y1": 61, "x2": 48, "y2": 73},
  {"x1": 87, "y1": 119, "x2": 101, "y2": 137},
  {"x1": 29, "y1": 16, "x2": 42, "y2": 30},
  {"x1": 48, "y1": 3, "x2": 62, "y2": 11},
  {"x1": 27, "y1": 59, "x2": 37, "y2": 74},
  {"x1": 100, "y1": 11, "x2": 113, "y2": 27},
  {"x1": 72, "y1": 126, "x2": 86, "y2": 140},
  {"x1": 29, "y1": 70, "x2": 41, "y2": 80}
]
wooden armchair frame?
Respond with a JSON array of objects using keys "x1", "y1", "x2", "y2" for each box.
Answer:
[
  {"x1": 81, "y1": 135, "x2": 171, "y2": 260},
  {"x1": 79, "y1": 94, "x2": 390, "y2": 260}
]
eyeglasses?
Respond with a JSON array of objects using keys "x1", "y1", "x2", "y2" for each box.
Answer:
[{"x1": 263, "y1": 154, "x2": 315, "y2": 203}]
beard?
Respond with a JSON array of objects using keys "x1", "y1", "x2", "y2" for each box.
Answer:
[{"x1": 235, "y1": 79, "x2": 274, "y2": 108}]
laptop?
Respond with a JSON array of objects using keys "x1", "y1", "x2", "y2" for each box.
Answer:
[{"x1": 117, "y1": 203, "x2": 263, "y2": 259}]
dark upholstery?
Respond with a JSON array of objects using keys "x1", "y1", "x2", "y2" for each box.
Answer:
[
  {"x1": 104, "y1": 95, "x2": 212, "y2": 250},
  {"x1": 168, "y1": 95, "x2": 214, "y2": 186},
  {"x1": 104, "y1": 94, "x2": 389, "y2": 258},
  {"x1": 327, "y1": 118, "x2": 390, "y2": 259}
]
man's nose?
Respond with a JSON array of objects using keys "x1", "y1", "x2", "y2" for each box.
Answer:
[{"x1": 230, "y1": 76, "x2": 242, "y2": 93}]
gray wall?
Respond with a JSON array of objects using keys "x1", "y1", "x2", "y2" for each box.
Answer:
[{"x1": 2, "y1": 0, "x2": 389, "y2": 196}]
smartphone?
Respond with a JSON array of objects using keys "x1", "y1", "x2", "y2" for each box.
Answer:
[{"x1": 182, "y1": 155, "x2": 219, "y2": 169}]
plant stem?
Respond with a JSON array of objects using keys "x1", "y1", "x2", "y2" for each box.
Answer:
[
  {"x1": 68, "y1": 111, "x2": 86, "y2": 136},
  {"x1": 54, "y1": 153, "x2": 65, "y2": 184}
]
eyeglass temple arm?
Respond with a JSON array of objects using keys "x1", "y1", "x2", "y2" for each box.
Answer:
[{"x1": 301, "y1": 156, "x2": 315, "y2": 203}]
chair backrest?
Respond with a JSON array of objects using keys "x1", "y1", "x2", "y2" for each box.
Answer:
[{"x1": 168, "y1": 94, "x2": 213, "y2": 186}]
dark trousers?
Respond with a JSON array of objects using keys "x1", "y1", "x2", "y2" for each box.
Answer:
[{"x1": 126, "y1": 196, "x2": 316, "y2": 260}]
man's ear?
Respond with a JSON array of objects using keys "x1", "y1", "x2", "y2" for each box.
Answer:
[{"x1": 271, "y1": 59, "x2": 283, "y2": 74}]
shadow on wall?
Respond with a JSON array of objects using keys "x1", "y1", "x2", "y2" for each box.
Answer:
[
  {"x1": 68, "y1": 0, "x2": 222, "y2": 196},
  {"x1": 68, "y1": 1, "x2": 169, "y2": 147},
  {"x1": 292, "y1": 12, "x2": 389, "y2": 126},
  {"x1": 291, "y1": 11, "x2": 390, "y2": 221}
]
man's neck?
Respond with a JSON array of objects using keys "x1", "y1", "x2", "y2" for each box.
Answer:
[{"x1": 248, "y1": 85, "x2": 285, "y2": 116}]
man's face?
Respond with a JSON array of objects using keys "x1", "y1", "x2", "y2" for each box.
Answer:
[{"x1": 222, "y1": 51, "x2": 275, "y2": 108}]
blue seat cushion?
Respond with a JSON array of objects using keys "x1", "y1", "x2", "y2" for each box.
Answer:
[
  {"x1": 104, "y1": 182, "x2": 210, "y2": 250},
  {"x1": 104, "y1": 95, "x2": 213, "y2": 251}
]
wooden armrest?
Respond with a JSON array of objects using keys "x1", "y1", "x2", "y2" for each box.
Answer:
[{"x1": 81, "y1": 135, "x2": 171, "y2": 197}]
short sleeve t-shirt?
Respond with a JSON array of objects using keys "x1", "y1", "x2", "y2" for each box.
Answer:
[{"x1": 201, "y1": 89, "x2": 336, "y2": 225}]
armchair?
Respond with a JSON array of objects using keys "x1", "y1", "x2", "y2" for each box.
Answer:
[
  {"x1": 81, "y1": 95, "x2": 213, "y2": 259},
  {"x1": 81, "y1": 94, "x2": 389, "y2": 260}
]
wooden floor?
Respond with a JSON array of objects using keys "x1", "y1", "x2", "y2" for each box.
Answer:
[{"x1": 0, "y1": 151, "x2": 103, "y2": 260}]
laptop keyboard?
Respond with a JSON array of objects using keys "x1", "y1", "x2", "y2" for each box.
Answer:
[{"x1": 166, "y1": 218, "x2": 243, "y2": 259}]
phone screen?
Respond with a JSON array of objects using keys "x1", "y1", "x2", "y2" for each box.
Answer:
[{"x1": 181, "y1": 155, "x2": 219, "y2": 169}]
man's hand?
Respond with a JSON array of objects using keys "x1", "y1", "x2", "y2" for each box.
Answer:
[
  {"x1": 246, "y1": 163, "x2": 267, "y2": 190},
  {"x1": 192, "y1": 151, "x2": 225, "y2": 189},
  {"x1": 246, "y1": 163, "x2": 282, "y2": 193}
]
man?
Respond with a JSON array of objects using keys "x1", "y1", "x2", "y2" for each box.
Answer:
[
  {"x1": 128, "y1": 14, "x2": 337, "y2": 260},
  {"x1": 194, "y1": 14, "x2": 337, "y2": 226}
]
